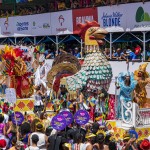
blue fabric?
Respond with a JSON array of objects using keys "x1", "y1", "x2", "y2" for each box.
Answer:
[
  {"x1": 128, "y1": 51, "x2": 137, "y2": 60},
  {"x1": 74, "y1": 52, "x2": 81, "y2": 58},
  {"x1": 117, "y1": 72, "x2": 137, "y2": 120},
  {"x1": 44, "y1": 50, "x2": 54, "y2": 59},
  {"x1": 113, "y1": 52, "x2": 124, "y2": 57},
  {"x1": 146, "y1": 51, "x2": 150, "y2": 57}
]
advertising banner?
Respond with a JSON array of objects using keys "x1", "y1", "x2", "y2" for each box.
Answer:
[
  {"x1": 51, "y1": 114, "x2": 66, "y2": 131},
  {"x1": 0, "y1": 17, "x2": 14, "y2": 36},
  {"x1": 51, "y1": 10, "x2": 73, "y2": 35},
  {"x1": 73, "y1": 7, "x2": 98, "y2": 34},
  {"x1": 31, "y1": 13, "x2": 51, "y2": 35},
  {"x1": 126, "y1": 2, "x2": 150, "y2": 31},
  {"x1": 98, "y1": 4, "x2": 127, "y2": 32},
  {"x1": 14, "y1": 15, "x2": 32, "y2": 36},
  {"x1": 74, "y1": 110, "x2": 90, "y2": 125}
]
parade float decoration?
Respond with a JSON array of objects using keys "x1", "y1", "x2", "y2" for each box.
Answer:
[
  {"x1": 134, "y1": 63, "x2": 150, "y2": 108},
  {"x1": 47, "y1": 21, "x2": 112, "y2": 95},
  {"x1": 0, "y1": 46, "x2": 33, "y2": 98}
]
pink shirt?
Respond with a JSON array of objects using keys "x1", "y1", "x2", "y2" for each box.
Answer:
[{"x1": 0, "y1": 123, "x2": 5, "y2": 134}]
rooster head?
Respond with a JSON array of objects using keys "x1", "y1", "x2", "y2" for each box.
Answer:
[{"x1": 77, "y1": 21, "x2": 108, "y2": 46}]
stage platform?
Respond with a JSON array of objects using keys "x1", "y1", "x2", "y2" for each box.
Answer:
[{"x1": 107, "y1": 120, "x2": 150, "y2": 140}]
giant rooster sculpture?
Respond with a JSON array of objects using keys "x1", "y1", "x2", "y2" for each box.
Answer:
[{"x1": 47, "y1": 21, "x2": 112, "y2": 95}]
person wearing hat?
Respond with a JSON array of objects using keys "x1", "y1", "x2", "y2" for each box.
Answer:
[
  {"x1": 25, "y1": 134, "x2": 39, "y2": 150},
  {"x1": 134, "y1": 63, "x2": 150, "y2": 108},
  {"x1": 84, "y1": 132, "x2": 96, "y2": 150},
  {"x1": 93, "y1": 132, "x2": 108, "y2": 150},
  {"x1": 29, "y1": 122, "x2": 47, "y2": 150}
]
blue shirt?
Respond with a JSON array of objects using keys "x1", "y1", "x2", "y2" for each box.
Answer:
[
  {"x1": 44, "y1": 50, "x2": 54, "y2": 59},
  {"x1": 126, "y1": 50, "x2": 137, "y2": 60},
  {"x1": 74, "y1": 52, "x2": 81, "y2": 58},
  {"x1": 113, "y1": 52, "x2": 124, "y2": 57}
]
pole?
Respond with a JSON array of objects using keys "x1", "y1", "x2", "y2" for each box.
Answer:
[
  {"x1": 143, "y1": 32, "x2": 146, "y2": 61},
  {"x1": 80, "y1": 38, "x2": 83, "y2": 58},
  {"x1": 110, "y1": 33, "x2": 112, "y2": 59},
  {"x1": 34, "y1": 36, "x2": 36, "y2": 45},
  {"x1": 15, "y1": 37, "x2": 17, "y2": 45},
  {"x1": 56, "y1": 35, "x2": 59, "y2": 55}
]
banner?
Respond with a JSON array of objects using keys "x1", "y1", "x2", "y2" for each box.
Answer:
[
  {"x1": 51, "y1": 10, "x2": 73, "y2": 35},
  {"x1": 74, "y1": 110, "x2": 90, "y2": 125},
  {"x1": 51, "y1": 115, "x2": 66, "y2": 131},
  {"x1": 5, "y1": 88, "x2": 16, "y2": 104},
  {"x1": 11, "y1": 111, "x2": 24, "y2": 125},
  {"x1": 0, "y1": 17, "x2": 14, "y2": 36},
  {"x1": 126, "y1": 2, "x2": 150, "y2": 31},
  {"x1": 98, "y1": 4, "x2": 127, "y2": 32},
  {"x1": 31, "y1": 13, "x2": 51, "y2": 36},
  {"x1": 73, "y1": 7, "x2": 98, "y2": 34},
  {"x1": 59, "y1": 110, "x2": 73, "y2": 125}
]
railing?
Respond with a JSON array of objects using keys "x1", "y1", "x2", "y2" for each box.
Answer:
[
  {"x1": 121, "y1": 102, "x2": 150, "y2": 128},
  {"x1": 139, "y1": 108, "x2": 150, "y2": 126}
]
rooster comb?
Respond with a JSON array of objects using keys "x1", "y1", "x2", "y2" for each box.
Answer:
[{"x1": 77, "y1": 20, "x2": 100, "y2": 40}]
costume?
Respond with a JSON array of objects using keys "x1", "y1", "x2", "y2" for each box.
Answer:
[
  {"x1": 134, "y1": 63, "x2": 150, "y2": 108},
  {"x1": 0, "y1": 46, "x2": 33, "y2": 98},
  {"x1": 117, "y1": 72, "x2": 137, "y2": 121}
]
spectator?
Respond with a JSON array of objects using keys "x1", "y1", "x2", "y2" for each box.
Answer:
[
  {"x1": 57, "y1": 0, "x2": 66, "y2": 10},
  {"x1": 134, "y1": 44, "x2": 142, "y2": 59},
  {"x1": 25, "y1": 134, "x2": 39, "y2": 150},
  {"x1": 44, "y1": 49, "x2": 55, "y2": 59},
  {"x1": 112, "y1": 48, "x2": 127, "y2": 60},
  {"x1": 58, "y1": 46, "x2": 67, "y2": 55},
  {"x1": 29, "y1": 122, "x2": 47, "y2": 149},
  {"x1": 124, "y1": 46, "x2": 137, "y2": 60},
  {"x1": 74, "y1": 47, "x2": 81, "y2": 58},
  {"x1": 71, "y1": 0, "x2": 80, "y2": 8},
  {"x1": 104, "y1": 48, "x2": 110, "y2": 59}
]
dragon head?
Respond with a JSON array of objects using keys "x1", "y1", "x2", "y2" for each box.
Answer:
[{"x1": 77, "y1": 21, "x2": 108, "y2": 46}]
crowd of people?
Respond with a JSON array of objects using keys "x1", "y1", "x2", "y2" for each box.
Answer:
[
  {"x1": 0, "y1": 0, "x2": 147, "y2": 17},
  {"x1": 36, "y1": 43, "x2": 150, "y2": 61},
  {"x1": 0, "y1": 105, "x2": 150, "y2": 150}
]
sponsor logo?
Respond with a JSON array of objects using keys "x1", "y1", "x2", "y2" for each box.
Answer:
[
  {"x1": 58, "y1": 15, "x2": 65, "y2": 26},
  {"x1": 32, "y1": 22, "x2": 50, "y2": 29},
  {"x1": 101, "y1": 12, "x2": 123, "y2": 27},
  {"x1": 57, "y1": 15, "x2": 67, "y2": 32},
  {"x1": 136, "y1": 6, "x2": 150, "y2": 22},
  {"x1": 16, "y1": 22, "x2": 29, "y2": 31},
  {"x1": 76, "y1": 15, "x2": 94, "y2": 25},
  {"x1": 3, "y1": 17, "x2": 11, "y2": 35},
  {"x1": 43, "y1": 23, "x2": 50, "y2": 29}
]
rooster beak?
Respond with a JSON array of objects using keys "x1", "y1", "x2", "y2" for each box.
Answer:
[{"x1": 91, "y1": 28, "x2": 108, "y2": 39}]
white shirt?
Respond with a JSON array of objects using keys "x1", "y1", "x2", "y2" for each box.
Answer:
[
  {"x1": 30, "y1": 132, "x2": 46, "y2": 149},
  {"x1": 3, "y1": 114, "x2": 9, "y2": 124},
  {"x1": 25, "y1": 146, "x2": 39, "y2": 150},
  {"x1": 34, "y1": 94, "x2": 43, "y2": 106}
]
